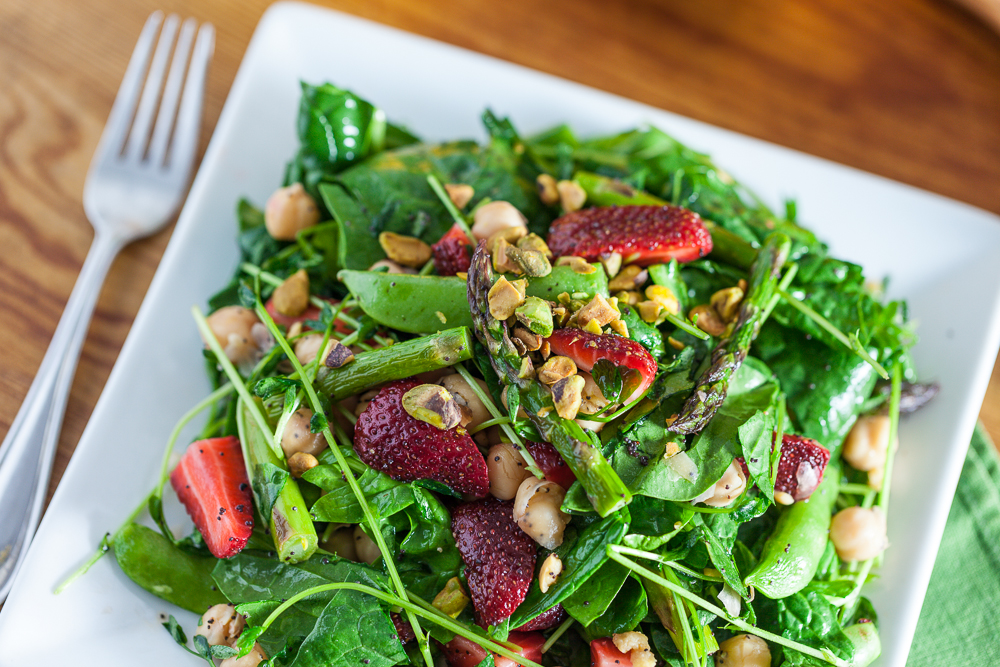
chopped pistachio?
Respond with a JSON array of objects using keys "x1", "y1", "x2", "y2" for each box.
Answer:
[
  {"x1": 323, "y1": 341, "x2": 355, "y2": 369},
  {"x1": 487, "y1": 226, "x2": 528, "y2": 255},
  {"x1": 645, "y1": 284, "x2": 680, "y2": 315},
  {"x1": 517, "y1": 233, "x2": 553, "y2": 258},
  {"x1": 636, "y1": 300, "x2": 663, "y2": 323},
  {"x1": 667, "y1": 336, "x2": 685, "y2": 350},
  {"x1": 581, "y1": 319, "x2": 603, "y2": 334},
  {"x1": 288, "y1": 451, "x2": 319, "y2": 478},
  {"x1": 600, "y1": 251, "x2": 623, "y2": 278},
  {"x1": 402, "y1": 384, "x2": 463, "y2": 430},
  {"x1": 536, "y1": 173, "x2": 560, "y2": 205},
  {"x1": 515, "y1": 296, "x2": 554, "y2": 337},
  {"x1": 444, "y1": 183, "x2": 474, "y2": 209},
  {"x1": 552, "y1": 375, "x2": 586, "y2": 420},
  {"x1": 539, "y1": 339, "x2": 552, "y2": 359},
  {"x1": 272, "y1": 269, "x2": 311, "y2": 317},
  {"x1": 435, "y1": 311, "x2": 448, "y2": 324},
  {"x1": 538, "y1": 356, "x2": 577, "y2": 385},
  {"x1": 555, "y1": 256, "x2": 597, "y2": 274},
  {"x1": 432, "y1": 577, "x2": 470, "y2": 618},
  {"x1": 538, "y1": 553, "x2": 563, "y2": 593},
  {"x1": 608, "y1": 264, "x2": 647, "y2": 291},
  {"x1": 689, "y1": 304, "x2": 727, "y2": 337},
  {"x1": 488, "y1": 276, "x2": 527, "y2": 320},
  {"x1": 492, "y1": 238, "x2": 524, "y2": 274},
  {"x1": 518, "y1": 356, "x2": 535, "y2": 380},
  {"x1": 608, "y1": 319, "x2": 629, "y2": 337},
  {"x1": 512, "y1": 325, "x2": 543, "y2": 352},
  {"x1": 577, "y1": 294, "x2": 620, "y2": 328},
  {"x1": 515, "y1": 249, "x2": 552, "y2": 277},
  {"x1": 378, "y1": 231, "x2": 432, "y2": 268},
  {"x1": 710, "y1": 286, "x2": 744, "y2": 322},
  {"x1": 557, "y1": 179, "x2": 587, "y2": 212}
]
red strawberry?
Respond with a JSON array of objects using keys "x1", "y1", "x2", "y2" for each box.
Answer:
[
  {"x1": 452, "y1": 498, "x2": 537, "y2": 627},
  {"x1": 590, "y1": 637, "x2": 633, "y2": 667},
  {"x1": 264, "y1": 296, "x2": 351, "y2": 334},
  {"x1": 355, "y1": 379, "x2": 489, "y2": 497},
  {"x1": 391, "y1": 613, "x2": 415, "y2": 644},
  {"x1": 546, "y1": 328, "x2": 658, "y2": 402},
  {"x1": 546, "y1": 205, "x2": 712, "y2": 266},
  {"x1": 515, "y1": 604, "x2": 567, "y2": 631},
  {"x1": 774, "y1": 433, "x2": 830, "y2": 501},
  {"x1": 433, "y1": 223, "x2": 473, "y2": 276},
  {"x1": 440, "y1": 632, "x2": 543, "y2": 667},
  {"x1": 494, "y1": 632, "x2": 545, "y2": 667},
  {"x1": 170, "y1": 436, "x2": 254, "y2": 559},
  {"x1": 524, "y1": 441, "x2": 576, "y2": 490}
]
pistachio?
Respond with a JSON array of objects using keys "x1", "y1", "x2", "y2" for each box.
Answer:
[
  {"x1": 690, "y1": 304, "x2": 727, "y2": 336},
  {"x1": 471, "y1": 200, "x2": 527, "y2": 240},
  {"x1": 608, "y1": 264, "x2": 647, "y2": 291},
  {"x1": 271, "y1": 269, "x2": 310, "y2": 317},
  {"x1": 554, "y1": 255, "x2": 597, "y2": 274},
  {"x1": 536, "y1": 173, "x2": 560, "y2": 205},
  {"x1": 576, "y1": 294, "x2": 620, "y2": 329},
  {"x1": 492, "y1": 238, "x2": 524, "y2": 274},
  {"x1": 580, "y1": 318, "x2": 603, "y2": 335},
  {"x1": 432, "y1": 577, "x2": 471, "y2": 618},
  {"x1": 578, "y1": 372, "x2": 609, "y2": 415},
  {"x1": 444, "y1": 183, "x2": 474, "y2": 209},
  {"x1": 615, "y1": 290, "x2": 641, "y2": 306},
  {"x1": 287, "y1": 451, "x2": 319, "y2": 478},
  {"x1": 517, "y1": 233, "x2": 553, "y2": 257},
  {"x1": 511, "y1": 325, "x2": 543, "y2": 352},
  {"x1": 515, "y1": 249, "x2": 552, "y2": 277},
  {"x1": 551, "y1": 304, "x2": 570, "y2": 327},
  {"x1": 636, "y1": 300, "x2": 663, "y2": 323},
  {"x1": 645, "y1": 284, "x2": 680, "y2": 316},
  {"x1": 552, "y1": 374, "x2": 586, "y2": 420},
  {"x1": 487, "y1": 226, "x2": 528, "y2": 255},
  {"x1": 557, "y1": 179, "x2": 587, "y2": 212},
  {"x1": 518, "y1": 356, "x2": 535, "y2": 380},
  {"x1": 711, "y1": 286, "x2": 744, "y2": 322},
  {"x1": 515, "y1": 296, "x2": 554, "y2": 337},
  {"x1": 378, "y1": 231, "x2": 432, "y2": 268},
  {"x1": 773, "y1": 491, "x2": 795, "y2": 506},
  {"x1": 322, "y1": 341, "x2": 355, "y2": 369},
  {"x1": 667, "y1": 336, "x2": 685, "y2": 350},
  {"x1": 538, "y1": 356, "x2": 578, "y2": 385},
  {"x1": 600, "y1": 251, "x2": 623, "y2": 278},
  {"x1": 368, "y1": 259, "x2": 416, "y2": 274},
  {"x1": 608, "y1": 319, "x2": 629, "y2": 337},
  {"x1": 402, "y1": 384, "x2": 463, "y2": 430},
  {"x1": 539, "y1": 339, "x2": 551, "y2": 358},
  {"x1": 538, "y1": 553, "x2": 563, "y2": 593},
  {"x1": 487, "y1": 276, "x2": 527, "y2": 320}
]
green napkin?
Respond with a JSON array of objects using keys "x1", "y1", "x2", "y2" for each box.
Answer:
[{"x1": 908, "y1": 423, "x2": 1000, "y2": 664}]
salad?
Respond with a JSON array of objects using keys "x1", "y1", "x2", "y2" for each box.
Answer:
[{"x1": 82, "y1": 81, "x2": 937, "y2": 667}]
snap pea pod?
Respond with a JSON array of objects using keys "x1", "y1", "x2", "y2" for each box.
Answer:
[
  {"x1": 744, "y1": 464, "x2": 840, "y2": 599},
  {"x1": 238, "y1": 398, "x2": 318, "y2": 564},
  {"x1": 112, "y1": 523, "x2": 227, "y2": 613},
  {"x1": 316, "y1": 327, "x2": 475, "y2": 399},
  {"x1": 573, "y1": 170, "x2": 758, "y2": 270},
  {"x1": 339, "y1": 267, "x2": 608, "y2": 334},
  {"x1": 467, "y1": 242, "x2": 631, "y2": 517}
]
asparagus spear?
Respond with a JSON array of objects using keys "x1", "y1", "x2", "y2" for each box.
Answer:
[
  {"x1": 237, "y1": 397, "x2": 318, "y2": 563},
  {"x1": 316, "y1": 327, "x2": 474, "y2": 399},
  {"x1": 573, "y1": 171, "x2": 758, "y2": 270},
  {"x1": 467, "y1": 242, "x2": 631, "y2": 517},
  {"x1": 668, "y1": 233, "x2": 791, "y2": 435}
]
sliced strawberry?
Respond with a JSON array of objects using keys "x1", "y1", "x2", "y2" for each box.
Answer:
[
  {"x1": 774, "y1": 433, "x2": 831, "y2": 501},
  {"x1": 354, "y1": 379, "x2": 490, "y2": 497},
  {"x1": 391, "y1": 613, "x2": 415, "y2": 644},
  {"x1": 433, "y1": 223, "x2": 473, "y2": 276},
  {"x1": 546, "y1": 205, "x2": 712, "y2": 266},
  {"x1": 546, "y1": 328, "x2": 658, "y2": 402},
  {"x1": 452, "y1": 498, "x2": 537, "y2": 627},
  {"x1": 441, "y1": 635, "x2": 487, "y2": 667},
  {"x1": 524, "y1": 441, "x2": 576, "y2": 490},
  {"x1": 169, "y1": 436, "x2": 254, "y2": 559},
  {"x1": 590, "y1": 637, "x2": 633, "y2": 667},
  {"x1": 264, "y1": 296, "x2": 352, "y2": 334},
  {"x1": 494, "y1": 632, "x2": 545, "y2": 667},
  {"x1": 515, "y1": 604, "x2": 567, "y2": 631}
]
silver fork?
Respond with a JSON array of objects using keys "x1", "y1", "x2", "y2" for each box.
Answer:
[{"x1": 0, "y1": 12, "x2": 214, "y2": 602}]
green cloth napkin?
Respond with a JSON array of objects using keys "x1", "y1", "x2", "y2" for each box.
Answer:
[{"x1": 908, "y1": 423, "x2": 1000, "y2": 664}]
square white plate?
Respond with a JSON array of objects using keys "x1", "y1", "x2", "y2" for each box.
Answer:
[{"x1": 2, "y1": 3, "x2": 999, "y2": 665}]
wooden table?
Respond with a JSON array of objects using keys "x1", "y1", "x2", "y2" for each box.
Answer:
[{"x1": 1, "y1": 0, "x2": 998, "y2": 509}]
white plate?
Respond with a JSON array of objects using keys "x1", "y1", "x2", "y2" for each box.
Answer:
[{"x1": 2, "y1": 3, "x2": 999, "y2": 665}]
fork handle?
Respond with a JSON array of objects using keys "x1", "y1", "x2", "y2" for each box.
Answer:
[{"x1": 0, "y1": 232, "x2": 124, "y2": 602}]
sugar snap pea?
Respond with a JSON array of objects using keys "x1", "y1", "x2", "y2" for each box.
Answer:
[
  {"x1": 744, "y1": 464, "x2": 840, "y2": 599},
  {"x1": 339, "y1": 266, "x2": 608, "y2": 334},
  {"x1": 112, "y1": 523, "x2": 227, "y2": 613}
]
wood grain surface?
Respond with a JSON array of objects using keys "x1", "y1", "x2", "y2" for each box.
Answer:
[{"x1": 0, "y1": 0, "x2": 998, "y2": 513}]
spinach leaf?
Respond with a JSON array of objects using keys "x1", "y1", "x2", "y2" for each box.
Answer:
[
  {"x1": 562, "y1": 560, "x2": 631, "y2": 626},
  {"x1": 762, "y1": 591, "x2": 855, "y2": 666},
  {"x1": 289, "y1": 591, "x2": 407, "y2": 667},
  {"x1": 737, "y1": 406, "x2": 778, "y2": 499},
  {"x1": 619, "y1": 305, "x2": 666, "y2": 359},
  {"x1": 578, "y1": 576, "x2": 648, "y2": 639}
]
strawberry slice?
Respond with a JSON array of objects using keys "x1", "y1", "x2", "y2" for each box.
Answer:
[
  {"x1": 432, "y1": 223, "x2": 473, "y2": 276},
  {"x1": 452, "y1": 498, "x2": 537, "y2": 627},
  {"x1": 515, "y1": 603, "x2": 567, "y2": 631},
  {"x1": 354, "y1": 379, "x2": 490, "y2": 497},
  {"x1": 591, "y1": 637, "x2": 633, "y2": 667},
  {"x1": 169, "y1": 436, "x2": 254, "y2": 559},
  {"x1": 774, "y1": 433, "x2": 831, "y2": 501},
  {"x1": 546, "y1": 328, "x2": 658, "y2": 402},
  {"x1": 546, "y1": 205, "x2": 712, "y2": 266},
  {"x1": 440, "y1": 632, "x2": 544, "y2": 667},
  {"x1": 524, "y1": 441, "x2": 576, "y2": 490}
]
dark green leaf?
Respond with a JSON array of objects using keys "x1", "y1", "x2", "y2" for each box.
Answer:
[
  {"x1": 592, "y1": 359, "x2": 624, "y2": 405},
  {"x1": 254, "y1": 461, "x2": 290, "y2": 521}
]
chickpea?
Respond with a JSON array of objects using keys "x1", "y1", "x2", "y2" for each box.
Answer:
[
  {"x1": 264, "y1": 183, "x2": 320, "y2": 240},
  {"x1": 487, "y1": 442, "x2": 532, "y2": 500},
  {"x1": 219, "y1": 643, "x2": 268, "y2": 667},
  {"x1": 471, "y1": 201, "x2": 527, "y2": 241},
  {"x1": 320, "y1": 525, "x2": 358, "y2": 561},
  {"x1": 195, "y1": 603, "x2": 245, "y2": 647},
  {"x1": 293, "y1": 333, "x2": 325, "y2": 365},
  {"x1": 830, "y1": 506, "x2": 888, "y2": 562},
  {"x1": 714, "y1": 634, "x2": 771, "y2": 667},
  {"x1": 844, "y1": 415, "x2": 895, "y2": 472},
  {"x1": 205, "y1": 306, "x2": 261, "y2": 368},
  {"x1": 369, "y1": 259, "x2": 417, "y2": 274},
  {"x1": 513, "y1": 477, "x2": 569, "y2": 550},
  {"x1": 353, "y1": 525, "x2": 381, "y2": 564},
  {"x1": 280, "y1": 408, "x2": 327, "y2": 458},
  {"x1": 439, "y1": 374, "x2": 491, "y2": 430},
  {"x1": 701, "y1": 461, "x2": 747, "y2": 508}
]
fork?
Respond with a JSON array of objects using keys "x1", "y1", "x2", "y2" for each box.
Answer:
[{"x1": 0, "y1": 12, "x2": 214, "y2": 602}]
